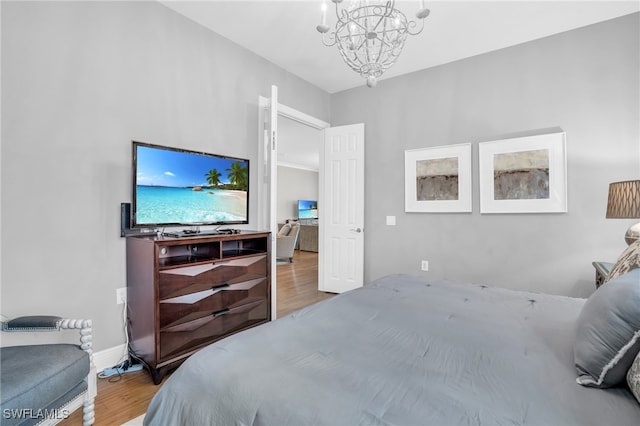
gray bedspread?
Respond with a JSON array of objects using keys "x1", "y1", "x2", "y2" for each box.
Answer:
[{"x1": 144, "y1": 274, "x2": 640, "y2": 425}]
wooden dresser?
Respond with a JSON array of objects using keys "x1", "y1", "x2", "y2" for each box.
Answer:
[{"x1": 126, "y1": 231, "x2": 271, "y2": 384}]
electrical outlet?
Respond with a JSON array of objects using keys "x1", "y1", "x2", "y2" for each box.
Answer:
[
  {"x1": 116, "y1": 287, "x2": 127, "y2": 305},
  {"x1": 421, "y1": 260, "x2": 429, "y2": 271}
]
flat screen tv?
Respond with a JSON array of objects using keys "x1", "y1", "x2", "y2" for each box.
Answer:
[
  {"x1": 132, "y1": 141, "x2": 249, "y2": 229},
  {"x1": 298, "y1": 200, "x2": 318, "y2": 220}
]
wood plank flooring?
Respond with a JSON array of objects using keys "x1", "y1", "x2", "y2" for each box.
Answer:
[
  {"x1": 61, "y1": 250, "x2": 329, "y2": 425},
  {"x1": 275, "y1": 250, "x2": 334, "y2": 317}
]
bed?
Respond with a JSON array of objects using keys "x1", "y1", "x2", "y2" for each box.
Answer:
[{"x1": 144, "y1": 272, "x2": 640, "y2": 425}]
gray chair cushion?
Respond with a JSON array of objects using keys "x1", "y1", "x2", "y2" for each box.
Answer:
[
  {"x1": 574, "y1": 269, "x2": 640, "y2": 388},
  {"x1": 0, "y1": 344, "x2": 89, "y2": 426}
]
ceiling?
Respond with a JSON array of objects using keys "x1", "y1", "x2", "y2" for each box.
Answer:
[
  {"x1": 160, "y1": 0, "x2": 639, "y2": 94},
  {"x1": 160, "y1": 1, "x2": 639, "y2": 170}
]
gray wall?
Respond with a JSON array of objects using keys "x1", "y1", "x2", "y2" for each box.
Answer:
[
  {"x1": 331, "y1": 13, "x2": 639, "y2": 298},
  {"x1": 277, "y1": 166, "x2": 319, "y2": 223},
  {"x1": 2, "y1": 2, "x2": 638, "y2": 354},
  {"x1": 1, "y1": 1, "x2": 330, "y2": 351}
]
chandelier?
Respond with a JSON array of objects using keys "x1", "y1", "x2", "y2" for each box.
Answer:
[{"x1": 316, "y1": 0, "x2": 430, "y2": 88}]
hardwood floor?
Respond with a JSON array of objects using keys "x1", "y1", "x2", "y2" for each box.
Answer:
[
  {"x1": 275, "y1": 250, "x2": 334, "y2": 317},
  {"x1": 62, "y1": 250, "x2": 329, "y2": 425}
]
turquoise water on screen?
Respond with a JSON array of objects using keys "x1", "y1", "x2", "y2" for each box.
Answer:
[{"x1": 136, "y1": 186, "x2": 247, "y2": 225}]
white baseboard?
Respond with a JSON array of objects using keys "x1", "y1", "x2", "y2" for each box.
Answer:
[{"x1": 93, "y1": 344, "x2": 127, "y2": 373}]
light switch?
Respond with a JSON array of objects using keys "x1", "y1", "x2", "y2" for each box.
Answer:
[{"x1": 386, "y1": 215, "x2": 396, "y2": 226}]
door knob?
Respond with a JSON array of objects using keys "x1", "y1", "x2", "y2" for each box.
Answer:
[{"x1": 350, "y1": 228, "x2": 363, "y2": 233}]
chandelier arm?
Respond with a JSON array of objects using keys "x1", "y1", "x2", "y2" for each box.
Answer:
[
  {"x1": 370, "y1": 1, "x2": 395, "y2": 33},
  {"x1": 375, "y1": 32, "x2": 385, "y2": 71},
  {"x1": 364, "y1": 32, "x2": 373, "y2": 72},
  {"x1": 320, "y1": 31, "x2": 338, "y2": 47},
  {"x1": 383, "y1": 0, "x2": 395, "y2": 17},
  {"x1": 335, "y1": 1, "x2": 345, "y2": 24},
  {"x1": 338, "y1": 7, "x2": 351, "y2": 26},
  {"x1": 349, "y1": 14, "x2": 368, "y2": 33},
  {"x1": 379, "y1": 36, "x2": 395, "y2": 49},
  {"x1": 376, "y1": 16, "x2": 390, "y2": 50},
  {"x1": 405, "y1": 18, "x2": 425, "y2": 36},
  {"x1": 351, "y1": 33, "x2": 368, "y2": 52},
  {"x1": 370, "y1": 11, "x2": 386, "y2": 33},
  {"x1": 343, "y1": 14, "x2": 368, "y2": 52},
  {"x1": 378, "y1": 14, "x2": 394, "y2": 64}
]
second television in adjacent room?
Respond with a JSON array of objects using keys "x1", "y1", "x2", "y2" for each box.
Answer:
[{"x1": 297, "y1": 200, "x2": 318, "y2": 220}]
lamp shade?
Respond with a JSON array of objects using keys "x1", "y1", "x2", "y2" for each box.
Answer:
[
  {"x1": 606, "y1": 180, "x2": 640, "y2": 245},
  {"x1": 606, "y1": 180, "x2": 640, "y2": 219}
]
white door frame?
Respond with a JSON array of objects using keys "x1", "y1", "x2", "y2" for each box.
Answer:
[{"x1": 257, "y1": 90, "x2": 330, "y2": 319}]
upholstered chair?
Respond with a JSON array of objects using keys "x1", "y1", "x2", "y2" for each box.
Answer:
[
  {"x1": 276, "y1": 221, "x2": 301, "y2": 262},
  {"x1": 0, "y1": 316, "x2": 96, "y2": 426}
]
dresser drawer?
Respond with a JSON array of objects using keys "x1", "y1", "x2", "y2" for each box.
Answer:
[
  {"x1": 159, "y1": 297, "x2": 269, "y2": 362},
  {"x1": 158, "y1": 255, "x2": 267, "y2": 299},
  {"x1": 159, "y1": 277, "x2": 268, "y2": 328}
]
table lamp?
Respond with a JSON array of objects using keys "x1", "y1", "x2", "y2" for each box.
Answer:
[{"x1": 606, "y1": 180, "x2": 640, "y2": 245}]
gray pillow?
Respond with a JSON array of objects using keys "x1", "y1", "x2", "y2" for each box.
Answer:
[
  {"x1": 574, "y1": 268, "x2": 640, "y2": 388},
  {"x1": 628, "y1": 351, "x2": 640, "y2": 403},
  {"x1": 278, "y1": 223, "x2": 291, "y2": 236}
]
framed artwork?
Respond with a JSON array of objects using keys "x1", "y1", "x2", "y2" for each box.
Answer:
[
  {"x1": 404, "y1": 143, "x2": 472, "y2": 213},
  {"x1": 478, "y1": 132, "x2": 567, "y2": 214}
]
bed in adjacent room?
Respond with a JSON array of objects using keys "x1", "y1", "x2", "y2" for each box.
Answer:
[{"x1": 144, "y1": 270, "x2": 640, "y2": 425}]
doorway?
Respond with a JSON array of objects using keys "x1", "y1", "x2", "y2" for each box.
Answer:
[
  {"x1": 257, "y1": 95, "x2": 330, "y2": 319},
  {"x1": 258, "y1": 91, "x2": 365, "y2": 318},
  {"x1": 275, "y1": 116, "x2": 326, "y2": 317}
]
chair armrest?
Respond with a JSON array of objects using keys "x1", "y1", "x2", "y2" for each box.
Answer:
[{"x1": 2, "y1": 316, "x2": 93, "y2": 356}]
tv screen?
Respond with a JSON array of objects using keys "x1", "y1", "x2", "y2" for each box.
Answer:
[
  {"x1": 132, "y1": 141, "x2": 249, "y2": 228},
  {"x1": 298, "y1": 200, "x2": 318, "y2": 219}
]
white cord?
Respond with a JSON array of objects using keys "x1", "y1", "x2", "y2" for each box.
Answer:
[
  {"x1": 117, "y1": 297, "x2": 129, "y2": 366},
  {"x1": 99, "y1": 297, "x2": 129, "y2": 377}
]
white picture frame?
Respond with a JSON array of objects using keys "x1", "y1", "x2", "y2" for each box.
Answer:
[
  {"x1": 478, "y1": 132, "x2": 567, "y2": 214},
  {"x1": 404, "y1": 143, "x2": 472, "y2": 213}
]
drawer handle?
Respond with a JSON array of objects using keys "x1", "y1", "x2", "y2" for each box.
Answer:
[
  {"x1": 211, "y1": 283, "x2": 230, "y2": 291},
  {"x1": 211, "y1": 308, "x2": 230, "y2": 318}
]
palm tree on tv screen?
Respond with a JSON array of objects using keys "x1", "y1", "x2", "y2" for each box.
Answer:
[
  {"x1": 205, "y1": 169, "x2": 222, "y2": 187},
  {"x1": 226, "y1": 161, "x2": 248, "y2": 191}
]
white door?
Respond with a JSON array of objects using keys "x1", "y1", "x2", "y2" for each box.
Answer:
[{"x1": 319, "y1": 123, "x2": 365, "y2": 293}]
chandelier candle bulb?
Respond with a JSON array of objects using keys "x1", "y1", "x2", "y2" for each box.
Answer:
[
  {"x1": 321, "y1": 1, "x2": 327, "y2": 25},
  {"x1": 317, "y1": 1, "x2": 330, "y2": 33}
]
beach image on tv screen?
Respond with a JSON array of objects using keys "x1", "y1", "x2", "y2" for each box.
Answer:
[
  {"x1": 135, "y1": 146, "x2": 248, "y2": 225},
  {"x1": 298, "y1": 200, "x2": 318, "y2": 219}
]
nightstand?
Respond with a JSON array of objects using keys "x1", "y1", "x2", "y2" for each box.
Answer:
[{"x1": 592, "y1": 261, "x2": 614, "y2": 289}]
